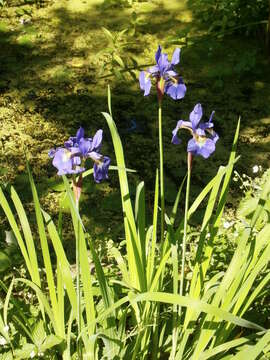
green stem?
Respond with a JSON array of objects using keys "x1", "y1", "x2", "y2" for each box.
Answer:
[
  {"x1": 179, "y1": 153, "x2": 192, "y2": 315},
  {"x1": 151, "y1": 101, "x2": 165, "y2": 360},
  {"x1": 158, "y1": 101, "x2": 165, "y2": 242},
  {"x1": 75, "y1": 199, "x2": 82, "y2": 359}
]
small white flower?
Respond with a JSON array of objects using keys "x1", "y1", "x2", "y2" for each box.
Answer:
[
  {"x1": 30, "y1": 350, "x2": 36, "y2": 358},
  {"x1": 252, "y1": 165, "x2": 259, "y2": 173},
  {"x1": 0, "y1": 336, "x2": 7, "y2": 346},
  {"x1": 223, "y1": 221, "x2": 231, "y2": 229},
  {"x1": 205, "y1": 233, "x2": 211, "y2": 239}
]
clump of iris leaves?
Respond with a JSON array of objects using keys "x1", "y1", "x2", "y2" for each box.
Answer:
[{"x1": 0, "y1": 43, "x2": 270, "y2": 360}]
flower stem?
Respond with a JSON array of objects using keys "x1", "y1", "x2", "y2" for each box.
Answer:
[
  {"x1": 158, "y1": 100, "x2": 165, "y2": 242},
  {"x1": 179, "y1": 153, "x2": 192, "y2": 315},
  {"x1": 73, "y1": 177, "x2": 82, "y2": 359},
  {"x1": 76, "y1": 214, "x2": 82, "y2": 359},
  {"x1": 151, "y1": 100, "x2": 165, "y2": 360}
]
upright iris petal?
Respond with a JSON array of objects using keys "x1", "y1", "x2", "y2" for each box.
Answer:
[
  {"x1": 171, "y1": 48, "x2": 181, "y2": 65},
  {"x1": 171, "y1": 104, "x2": 219, "y2": 159},
  {"x1": 49, "y1": 127, "x2": 110, "y2": 182},
  {"x1": 92, "y1": 129, "x2": 103, "y2": 151},
  {"x1": 139, "y1": 45, "x2": 186, "y2": 100}
]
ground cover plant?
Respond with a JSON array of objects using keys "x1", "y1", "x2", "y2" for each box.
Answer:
[{"x1": 0, "y1": 0, "x2": 270, "y2": 359}]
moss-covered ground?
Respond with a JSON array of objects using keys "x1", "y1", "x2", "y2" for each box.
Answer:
[{"x1": 0, "y1": 0, "x2": 270, "y2": 257}]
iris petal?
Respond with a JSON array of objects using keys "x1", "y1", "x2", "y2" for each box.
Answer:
[
  {"x1": 172, "y1": 104, "x2": 219, "y2": 159},
  {"x1": 139, "y1": 71, "x2": 152, "y2": 96},
  {"x1": 155, "y1": 45, "x2": 162, "y2": 63},
  {"x1": 92, "y1": 129, "x2": 103, "y2": 151},
  {"x1": 190, "y1": 103, "x2": 203, "y2": 129},
  {"x1": 171, "y1": 48, "x2": 180, "y2": 65},
  {"x1": 79, "y1": 138, "x2": 91, "y2": 156},
  {"x1": 93, "y1": 156, "x2": 111, "y2": 183},
  {"x1": 172, "y1": 127, "x2": 181, "y2": 144},
  {"x1": 76, "y1": 127, "x2": 84, "y2": 142}
]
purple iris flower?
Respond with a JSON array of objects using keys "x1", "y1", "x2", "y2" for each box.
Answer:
[
  {"x1": 139, "y1": 45, "x2": 186, "y2": 100},
  {"x1": 172, "y1": 104, "x2": 219, "y2": 159},
  {"x1": 49, "y1": 127, "x2": 111, "y2": 182}
]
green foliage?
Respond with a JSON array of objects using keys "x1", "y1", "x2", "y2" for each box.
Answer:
[
  {"x1": 98, "y1": 27, "x2": 139, "y2": 81},
  {"x1": 0, "y1": 89, "x2": 270, "y2": 358},
  {"x1": 189, "y1": 0, "x2": 268, "y2": 35}
]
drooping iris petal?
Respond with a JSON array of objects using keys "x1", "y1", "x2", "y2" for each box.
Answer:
[
  {"x1": 139, "y1": 71, "x2": 152, "y2": 96},
  {"x1": 172, "y1": 127, "x2": 181, "y2": 145},
  {"x1": 171, "y1": 48, "x2": 180, "y2": 66},
  {"x1": 189, "y1": 103, "x2": 203, "y2": 129},
  {"x1": 149, "y1": 65, "x2": 160, "y2": 75},
  {"x1": 172, "y1": 120, "x2": 192, "y2": 144},
  {"x1": 177, "y1": 120, "x2": 193, "y2": 129},
  {"x1": 93, "y1": 156, "x2": 111, "y2": 183},
  {"x1": 165, "y1": 81, "x2": 186, "y2": 100},
  {"x1": 52, "y1": 148, "x2": 84, "y2": 175},
  {"x1": 88, "y1": 151, "x2": 102, "y2": 162},
  {"x1": 187, "y1": 138, "x2": 216, "y2": 159}
]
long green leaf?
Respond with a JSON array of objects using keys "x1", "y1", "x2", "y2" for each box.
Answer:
[
  {"x1": 233, "y1": 331, "x2": 270, "y2": 360},
  {"x1": 26, "y1": 161, "x2": 60, "y2": 334},
  {"x1": 42, "y1": 210, "x2": 77, "y2": 315},
  {"x1": 81, "y1": 291, "x2": 264, "y2": 337},
  {"x1": 102, "y1": 109, "x2": 141, "y2": 290},
  {"x1": 3, "y1": 278, "x2": 14, "y2": 328},
  {"x1": 147, "y1": 169, "x2": 159, "y2": 288},
  {"x1": 0, "y1": 187, "x2": 33, "y2": 280},
  {"x1": 10, "y1": 187, "x2": 41, "y2": 287},
  {"x1": 135, "y1": 181, "x2": 146, "y2": 270}
]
